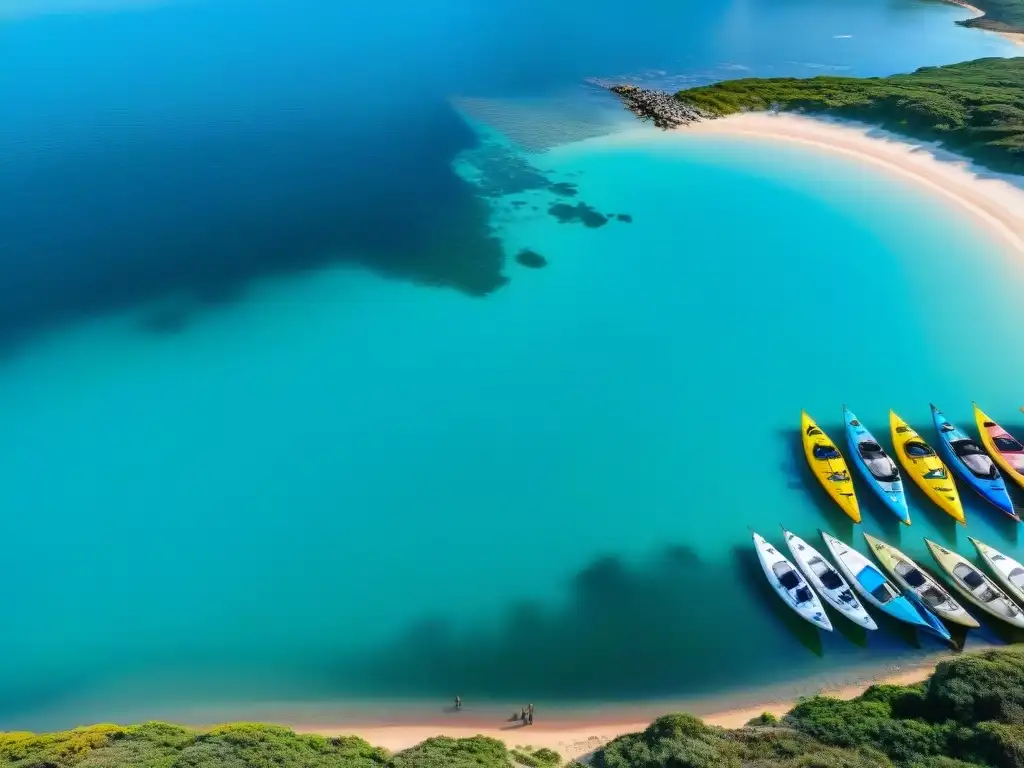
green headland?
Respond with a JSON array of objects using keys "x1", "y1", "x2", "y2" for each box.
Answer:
[
  {"x1": 955, "y1": 0, "x2": 1024, "y2": 34},
  {"x1": 674, "y1": 57, "x2": 1024, "y2": 173},
  {"x1": 8, "y1": 648, "x2": 1024, "y2": 767}
]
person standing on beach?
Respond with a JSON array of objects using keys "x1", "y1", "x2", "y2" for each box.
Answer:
[
  {"x1": 527, "y1": 703, "x2": 534, "y2": 725},
  {"x1": 454, "y1": 696, "x2": 462, "y2": 711}
]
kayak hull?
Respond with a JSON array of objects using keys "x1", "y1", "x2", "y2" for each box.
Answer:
[
  {"x1": 931, "y1": 405, "x2": 1017, "y2": 520},
  {"x1": 889, "y1": 410, "x2": 965, "y2": 525},
  {"x1": 784, "y1": 528, "x2": 876, "y2": 629},
  {"x1": 843, "y1": 407, "x2": 910, "y2": 524},
  {"x1": 753, "y1": 532, "x2": 833, "y2": 631},
  {"x1": 969, "y1": 536, "x2": 1024, "y2": 608},
  {"x1": 801, "y1": 411, "x2": 861, "y2": 523},
  {"x1": 925, "y1": 539, "x2": 1024, "y2": 629},
  {"x1": 864, "y1": 532, "x2": 978, "y2": 628},
  {"x1": 820, "y1": 531, "x2": 936, "y2": 634},
  {"x1": 974, "y1": 404, "x2": 1024, "y2": 491}
]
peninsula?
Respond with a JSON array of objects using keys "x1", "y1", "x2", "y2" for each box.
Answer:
[
  {"x1": 6, "y1": 648, "x2": 1024, "y2": 767},
  {"x1": 610, "y1": 57, "x2": 1024, "y2": 174},
  {"x1": 956, "y1": 0, "x2": 1024, "y2": 34}
]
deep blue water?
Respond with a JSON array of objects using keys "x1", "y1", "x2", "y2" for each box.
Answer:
[{"x1": 1, "y1": 0, "x2": 1022, "y2": 731}]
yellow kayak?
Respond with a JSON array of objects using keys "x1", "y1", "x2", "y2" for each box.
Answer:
[
  {"x1": 889, "y1": 410, "x2": 965, "y2": 525},
  {"x1": 801, "y1": 411, "x2": 860, "y2": 523},
  {"x1": 975, "y1": 404, "x2": 1024, "y2": 490}
]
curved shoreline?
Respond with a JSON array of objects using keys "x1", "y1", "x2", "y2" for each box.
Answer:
[
  {"x1": 589, "y1": 112, "x2": 1024, "y2": 258},
  {"x1": 680, "y1": 113, "x2": 1024, "y2": 255},
  {"x1": 288, "y1": 653, "x2": 959, "y2": 761}
]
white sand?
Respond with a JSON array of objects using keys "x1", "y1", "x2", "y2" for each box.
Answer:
[{"x1": 679, "y1": 112, "x2": 1024, "y2": 255}]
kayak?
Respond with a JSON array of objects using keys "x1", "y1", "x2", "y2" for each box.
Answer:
[
  {"x1": 800, "y1": 411, "x2": 861, "y2": 523},
  {"x1": 925, "y1": 539, "x2": 1024, "y2": 629},
  {"x1": 753, "y1": 532, "x2": 833, "y2": 631},
  {"x1": 843, "y1": 407, "x2": 910, "y2": 524},
  {"x1": 974, "y1": 404, "x2": 1024, "y2": 490},
  {"x1": 889, "y1": 411, "x2": 965, "y2": 525},
  {"x1": 863, "y1": 532, "x2": 978, "y2": 628},
  {"x1": 969, "y1": 536, "x2": 1024, "y2": 607},
  {"x1": 783, "y1": 527, "x2": 876, "y2": 629},
  {"x1": 931, "y1": 405, "x2": 1017, "y2": 520},
  {"x1": 820, "y1": 531, "x2": 946, "y2": 640}
]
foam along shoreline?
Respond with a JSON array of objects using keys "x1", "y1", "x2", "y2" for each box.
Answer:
[
  {"x1": 292, "y1": 655, "x2": 955, "y2": 762},
  {"x1": 675, "y1": 112, "x2": 1024, "y2": 256}
]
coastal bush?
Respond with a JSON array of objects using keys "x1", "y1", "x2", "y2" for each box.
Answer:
[
  {"x1": 786, "y1": 694, "x2": 952, "y2": 763},
  {"x1": 674, "y1": 58, "x2": 1024, "y2": 172},
  {"x1": 0, "y1": 724, "x2": 126, "y2": 768},
  {"x1": 590, "y1": 713, "x2": 741, "y2": 768},
  {"x1": 859, "y1": 685, "x2": 929, "y2": 720},
  {"x1": 925, "y1": 648, "x2": 1024, "y2": 725},
  {"x1": 510, "y1": 746, "x2": 561, "y2": 767},
  {"x1": 390, "y1": 735, "x2": 510, "y2": 768}
]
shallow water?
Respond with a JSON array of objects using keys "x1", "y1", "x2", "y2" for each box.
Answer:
[{"x1": 1, "y1": 0, "x2": 1022, "y2": 731}]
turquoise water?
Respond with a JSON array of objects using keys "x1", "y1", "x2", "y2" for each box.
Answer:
[{"x1": 2, "y1": 0, "x2": 1024, "y2": 731}]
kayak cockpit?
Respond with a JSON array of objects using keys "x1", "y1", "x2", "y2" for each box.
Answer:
[
  {"x1": 952, "y1": 439, "x2": 998, "y2": 478},
  {"x1": 859, "y1": 441, "x2": 900, "y2": 481},
  {"x1": 905, "y1": 440, "x2": 935, "y2": 458},
  {"x1": 994, "y1": 435, "x2": 1024, "y2": 452},
  {"x1": 1008, "y1": 566, "x2": 1024, "y2": 590},
  {"x1": 774, "y1": 563, "x2": 800, "y2": 588},
  {"x1": 895, "y1": 562, "x2": 926, "y2": 587},
  {"x1": 954, "y1": 564, "x2": 1020, "y2": 616},
  {"x1": 858, "y1": 567, "x2": 896, "y2": 604},
  {"x1": 813, "y1": 444, "x2": 841, "y2": 460}
]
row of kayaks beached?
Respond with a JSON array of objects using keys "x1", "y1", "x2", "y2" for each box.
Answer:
[
  {"x1": 753, "y1": 528, "x2": 1024, "y2": 641},
  {"x1": 801, "y1": 404, "x2": 1024, "y2": 526}
]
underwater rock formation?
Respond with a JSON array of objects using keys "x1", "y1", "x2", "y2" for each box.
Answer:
[
  {"x1": 548, "y1": 202, "x2": 608, "y2": 228},
  {"x1": 515, "y1": 249, "x2": 548, "y2": 268}
]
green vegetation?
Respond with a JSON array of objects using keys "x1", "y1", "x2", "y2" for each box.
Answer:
[
  {"x1": 510, "y1": 746, "x2": 562, "y2": 767},
  {"x1": 8, "y1": 649, "x2": 1024, "y2": 767},
  {"x1": 957, "y1": 0, "x2": 1024, "y2": 34},
  {"x1": 674, "y1": 57, "x2": 1024, "y2": 173}
]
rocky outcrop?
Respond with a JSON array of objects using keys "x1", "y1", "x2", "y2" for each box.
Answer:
[{"x1": 605, "y1": 84, "x2": 709, "y2": 129}]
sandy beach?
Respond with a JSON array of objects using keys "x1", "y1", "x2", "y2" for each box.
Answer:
[
  {"x1": 679, "y1": 112, "x2": 1024, "y2": 256},
  {"x1": 295, "y1": 655, "x2": 954, "y2": 763}
]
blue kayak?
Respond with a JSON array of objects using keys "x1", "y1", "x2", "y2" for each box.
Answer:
[
  {"x1": 931, "y1": 404, "x2": 1017, "y2": 520},
  {"x1": 843, "y1": 407, "x2": 910, "y2": 524},
  {"x1": 903, "y1": 590, "x2": 952, "y2": 643},
  {"x1": 821, "y1": 531, "x2": 945, "y2": 639}
]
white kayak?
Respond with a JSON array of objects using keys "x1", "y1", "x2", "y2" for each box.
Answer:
[
  {"x1": 783, "y1": 527, "x2": 877, "y2": 629},
  {"x1": 925, "y1": 539, "x2": 1024, "y2": 629},
  {"x1": 753, "y1": 531, "x2": 833, "y2": 631},
  {"x1": 969, "y1": 537, "x2": 1024, "y2": 608}
]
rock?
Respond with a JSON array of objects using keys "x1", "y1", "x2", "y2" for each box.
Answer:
[
  {"x1": 605, "y1": 84, "x2": 709, "y2": 129},
  {"x1": 549, "y1": 182, "x2": 579, "y2": 197},
  {"x1": 548, "y1": 202, "x2": 609, "y2": 228},
  {"x1": 516, "y1": 249, "x2": 548, "y2": 268},
  {"x1": 616, "y1": 213, "x2": 633, "y2": 223}
]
